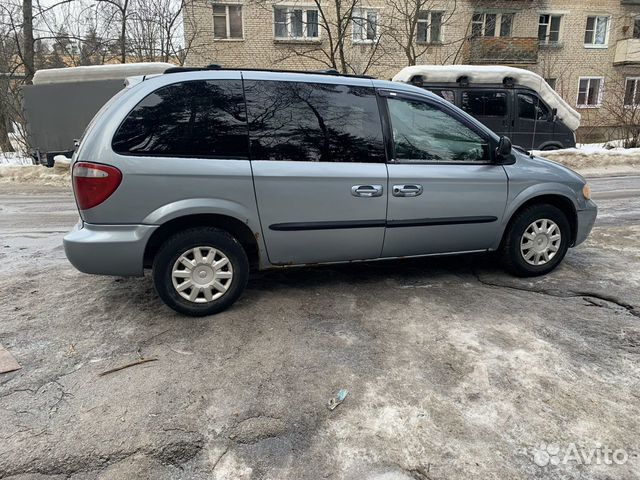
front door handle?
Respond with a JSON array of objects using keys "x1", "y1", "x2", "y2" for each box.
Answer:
[
  {"x1": 351, "y1": 184, "x2": 383, "y2": 197},
  {"x1": 392, "y1": 184, "x2": 423, "y2": 197}
]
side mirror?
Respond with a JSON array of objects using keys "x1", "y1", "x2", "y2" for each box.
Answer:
[
  {"x1": 551, "y1": 107, "x2": 558, "y2": 122},
  {"x1": 496, "y1": 135, "x2": 512, "y2": 156}
]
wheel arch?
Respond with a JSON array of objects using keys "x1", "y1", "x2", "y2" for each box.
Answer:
[
  {"x1": 497, "y1": 193, "x2": 578, "y2": 249},
  {"x1": 143, "y1": 213, "x2": 261, "y2": 269}
]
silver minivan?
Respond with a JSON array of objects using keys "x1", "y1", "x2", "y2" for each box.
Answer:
[{"x1": 64, "y1": 68, "x2": 597, "y2": 316}]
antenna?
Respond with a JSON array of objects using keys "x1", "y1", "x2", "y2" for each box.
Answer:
[{"x1": 531, "y1": 76, "x2": 543, "y2": 151}]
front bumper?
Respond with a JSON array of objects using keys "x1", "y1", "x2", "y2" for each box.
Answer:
[
  {"x1": 63, "y1": 221, "x2": 158, "y2": 276},
  {"x1": 574, "y1": 200, "x2": 598, "y2": 247}
]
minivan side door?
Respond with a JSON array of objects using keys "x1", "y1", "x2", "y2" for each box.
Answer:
[
  {"x1": 460, "y1": 89, "x2": 511, "y2": 138},
  {"x1": 380, "y1": 91, "x2": 508, "y2": 258},
  {"x1": 244, "y1": 75, "x2": 388, "y2": 265}
]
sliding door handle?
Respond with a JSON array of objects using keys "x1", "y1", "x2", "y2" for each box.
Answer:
[
  {"x1": 351, "y1": 184, "x2": 383, "y2": 197},
  {"x1": 392, "y1": 184, "x2": 423, "y2": 197}
]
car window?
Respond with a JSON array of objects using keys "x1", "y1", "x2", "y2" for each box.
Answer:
[
  {"x1": 461, "y1": 91, "x2": 508, "y2": 117},
  {"x1": 518, "y1": 93, "x2": 550, "y2": 121},
  {"x1": 244, "y1": 80, "x2": 385, "y2": 163},
  {"x1": 112, "y1": 80, "x2": 248, "y2": 158},
  {"x1": 430, "y1": 89, "x2": 455, "y2": 103},
  {"x1": 388, "y1": 97, "x2": 489, "y2": 163}
]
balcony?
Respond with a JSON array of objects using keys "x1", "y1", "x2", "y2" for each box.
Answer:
[
  {"x1": 614, "y1": 38, "x2": 640, "y2": 65},
  {"x1": 466, "y1": 36, "x2": 538, "y2": 64}
]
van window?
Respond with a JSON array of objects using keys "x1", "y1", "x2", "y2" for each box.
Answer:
[
  {"x1": 244, "y1": 80, "x2": 385, "y2": 163},
  {"x1": 517, "y1": 93, "x2": 550, "y2": 121},
  {"x1": 112, "y1": 80, "x2": 248, "y2": 158},
  {"x1": 387, "y1": 97, "x2": 489, "y2": 163},
  {"x1": 461, "y1": 91, "x2": 507, "y2": 117},
  {"x1": 430, "y1": 89, "x2": 455, "y2": 103}
]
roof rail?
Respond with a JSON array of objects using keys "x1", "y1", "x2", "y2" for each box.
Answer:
[{"x1": 163, "y1": 65, "x2": 374, "y2": 79}]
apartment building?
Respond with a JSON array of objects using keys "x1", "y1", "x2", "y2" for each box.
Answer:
[{"x1": 183, "y1": 0, "x2": 640, "y2": 140}]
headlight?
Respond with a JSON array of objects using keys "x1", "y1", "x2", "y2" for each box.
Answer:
[{"x1": 582, "y1": 184, "x2": 591, "y2": 200}]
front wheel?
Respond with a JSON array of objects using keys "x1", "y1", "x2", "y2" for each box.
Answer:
[
  {"x1": 500, "y1": 204, "x2": 571, "y2": 277},
  {"x1": 153, "y1": 227, "x2": 249, "y2": 316}
]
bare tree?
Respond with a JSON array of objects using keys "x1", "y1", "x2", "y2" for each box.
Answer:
[
  {"x1": 250, "y1": 0, "x2": 385, "y2": 75},
  {"x1": 96, "y1": 0, "x2": 130, "y2": 63},
  {"x1": 383, "y1": 0, "x2": 457, "y2": 66}
]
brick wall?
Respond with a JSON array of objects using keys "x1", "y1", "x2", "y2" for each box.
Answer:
[{"x1": 184, "y1": 0, "x2": 640, "y2": 134}]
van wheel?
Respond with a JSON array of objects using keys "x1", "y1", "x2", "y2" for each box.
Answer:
[
  {"x1": 500, "y1": 204, "x2": 570, "y2": 277},
  {"x1": 152, "y1": 227, "x2": 249, "y2": 316}
]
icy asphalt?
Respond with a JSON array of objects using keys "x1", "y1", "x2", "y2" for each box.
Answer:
[{"x1": 0, "y1": 174, "x2": 639, "y2": 479}]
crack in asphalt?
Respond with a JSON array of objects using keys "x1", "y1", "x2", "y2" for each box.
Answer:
[
  {"x1": 472, "y1": 271, "x2": 640, "y2": 319},
  {"x1": 0, "y1": 433, "x2": 204, "y2": 479}
]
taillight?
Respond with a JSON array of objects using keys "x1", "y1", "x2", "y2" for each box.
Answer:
[{"x1": 72, "y1": 162, "x2": 122, "y2": 210}]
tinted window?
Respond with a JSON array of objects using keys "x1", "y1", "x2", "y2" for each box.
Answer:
[
  {"x1": 244, "y1": 80, "x2": 385, "y2": 162},
  {"x1": 430, "y1": 89, "x2": 455, "y2": 103},
  {"x1": 518, "y1": 93, "x2": 550, "y2": 121},
  {"x1": 388, "y1": 97, "x2": 489, "y2": 163},
  {"x1": 112, "y1": 80, "x2": 248, "y2": 158},
  {"x1": 461, "y1": 91, "x2": 508, "y2": 117}
]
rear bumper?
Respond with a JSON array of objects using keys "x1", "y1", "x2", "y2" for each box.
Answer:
[
  {"x1": 574, "y1": 200, "x2": 598, "y2": 247},
  {"x1": 63, "y1": 221, "x2": 157, "y2": 276}
]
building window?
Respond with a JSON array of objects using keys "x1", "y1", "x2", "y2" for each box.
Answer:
[
  {"x1": 634, "y1": 16, "x2": 640, "y2": 38},
  {"x1": 538, "y1": 14, "x2": 562, "y2": 45},
  {"x1": 212, "y1": 5, "x2": 243, "y2": 39},
  {"x1": 471, "y1": 13, "x2": 513, "y2": 38},
  {"x1": 274, "y1": 6, "x2": 319, "y2": 40},
  {"x1": 624, "y1": 77, "x2": 640, "y2": 107},
  {"x1": 545, "y1": 78, "x2": 557, "y2": 90},
  {"x1": 353, "y1": 8, "x2": 378, "y2": 43},
  {"x1": 577, "y1": 77, "x2": 603, "y2": 107},
  {"x1": 584, "y1": 16, "x2": 609, "y2": 46},
  {"x1": 417, "y1": 11, "x2": 443, "y2": 44}
]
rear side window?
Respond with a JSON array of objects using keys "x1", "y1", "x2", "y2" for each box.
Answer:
[
  {"x1": 244, "y1": 80, "x2": 385, "y2": 163},
  {"x1": 112, "y1": 80, "x2": 248, "y2": 158},
  {"x1": 461, "y1": 91, "x2": 508, "y2": 117}
]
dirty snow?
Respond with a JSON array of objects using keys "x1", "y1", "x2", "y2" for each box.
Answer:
[
  {"x1": 532, "y1": 144, "x2": 640, "y2": 173},
  {"x1": 0, "y1": 164, "x2": 70, "y2": 187}
]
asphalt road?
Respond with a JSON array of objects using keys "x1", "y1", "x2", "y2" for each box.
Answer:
[{"x1": 0, "y1": 174, "x2": 639, "y2": 479}]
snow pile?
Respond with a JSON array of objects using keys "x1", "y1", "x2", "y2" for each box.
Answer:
[
  {"x1": 0, "y1": 152, "x2": 33, "y2": 166},
  {"x1": 0, "y1": 164, "x2": 70, "y2": 186},
  {"x1": 532, "y1": 144, "x2": 640, "y2": 170},
  {"x1": 393, "y1": 65, "x2": 581, "y2": 131},
  {"x1": 33, "y1": 62, "x2": 174, "y2": 84}
]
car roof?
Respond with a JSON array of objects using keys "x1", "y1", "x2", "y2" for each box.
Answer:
[{"x1": 151, "y1": 67, "x2": 442, "y2": 101}]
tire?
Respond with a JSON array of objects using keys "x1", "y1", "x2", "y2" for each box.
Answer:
[
  {"x1": 500, "y1": 204, "x2": 571, "y2": 277},
  {"x1": 541, "y1": 145, "x2": 560, "y2": 151},
  {"x1": 152, "y1": 227, "x2": 249, "y2": 316}
]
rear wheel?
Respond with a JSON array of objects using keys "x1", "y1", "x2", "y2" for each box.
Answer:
[
  {"x1": 153, "y1": 227, "x2": 249, "y2": 316},
  {"x1": 500, "y1": 204, "x2": 570, "y2": 277}
]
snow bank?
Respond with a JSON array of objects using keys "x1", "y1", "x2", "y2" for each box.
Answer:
[
  {"x1": 393, "y1": 65, "x2": 581, "y2": 131},
  {"x1": 0, "y1": 165, "x2": 70, "y2": 187},
  {"x1": 532, "y1": 145, "x2": 640, "y2": 170},
  {"x1": 0, "y1": 153, "x2": 33, "y2": 166}
]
